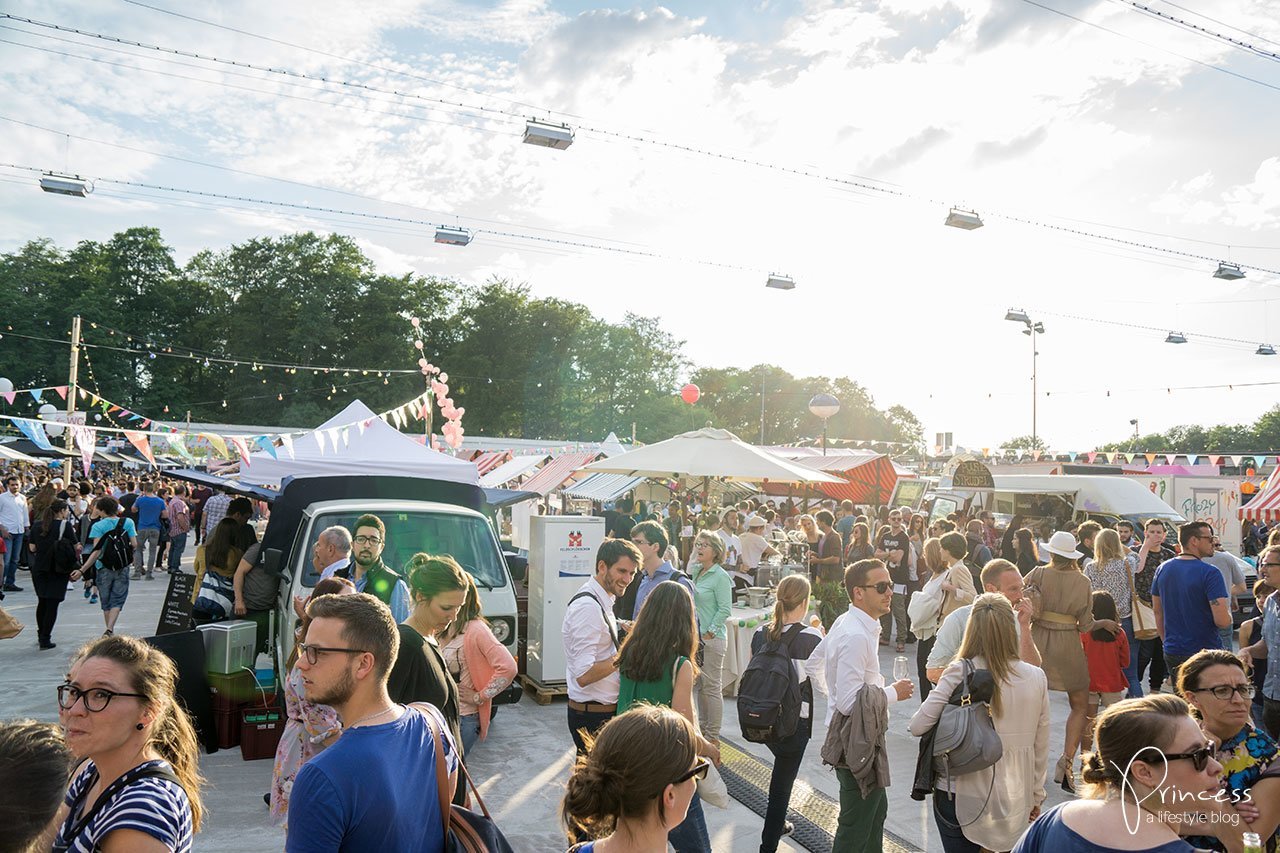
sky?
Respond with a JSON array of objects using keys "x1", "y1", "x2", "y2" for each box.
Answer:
[{"x1": 1, "y1": 0, "x2": 1278, "y2": 452}]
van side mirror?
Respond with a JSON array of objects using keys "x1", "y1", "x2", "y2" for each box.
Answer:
[
  {"x1": 504, "y1": 552, "x2": 527, "y2": 583},
  {"x1": 263, "y1": 547, "x2": 284, "y2": 578}
]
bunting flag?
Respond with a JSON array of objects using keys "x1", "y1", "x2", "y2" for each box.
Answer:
[
  {"x1": 12, "y1": 417, "x2": 55, "y2": 451},
  {"x1": 313, "y1": 431, "x2": 326, "y2": 455},
  {"x1": 253, "y1": 436, "x2": 278, "y2": 459},
  {"x1": 1145, "y1": 453, "x2": 1157, "y2": 463},
  {"x1": 327, "y1": 428, "x2": 342, "y2": 453},
  {"x1": 72, "y1": 425, "x2": 95, "y2": 477},
  {"x1": 229, "y1": 437, "x2": 252, "y2": 465},
  {"x1": 53, "y1": 386, "x2": 67, "y2": 400},
  {"x1": 201, "y1": 433, "x2": 228, "y2": 458},
  {"x1": 1187, "y1": 454, "x2": 1198, "y2": 465},
  {"x1": 78, "y1": 388, "x2": 88, "y2": 400},
  {"x1": 29, "y1": 389, "x2": 43, "y2": 404},
  {"x1": 123, "y1": 430, "x2": 156, "y2": 466},
  {"x1": 1, "y1": 390, "x2": 15, "y2": 405},
  {"x1": 164, "y1": 434, "x2": 193, "y2": 461},
  {"x1": 356, "y1": 420, "x2": 367, "y2": 436},
  {"x1": 279, "y1": 433, "x2": 294, "y2": 460}
]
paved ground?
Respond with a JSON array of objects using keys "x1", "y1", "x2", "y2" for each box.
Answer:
[{"x1": 1, "y1": 552, "x2": 1082, "y2": 851}]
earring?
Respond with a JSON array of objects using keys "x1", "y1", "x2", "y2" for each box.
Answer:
[{"x1": 136, "y1": 722, "x2": 145, "y2": 730}]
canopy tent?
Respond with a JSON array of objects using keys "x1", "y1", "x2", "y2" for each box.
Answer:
[
  {"x1": 519, "y1": 451, "x2": 603, "y2": 496},
  {"x1": 465, "y1": 450, "x2": 511, "y2": 478},
  {"x1": 0, "y1": 442, "x2": 46, "y2": 464},
  {"x1": 561, "y1": 473, "x2": 647, "y2": 503},
  {"x1": 761, "y1": 450, "x2": 904, "y2": 505},
  {"x1": 1240, "y1": 477, "x2": 1280, "y2": 522},
  {"x1": 576, "y1": 428, "x2": 841, "y2": 485},
  {"x1": 238, "y1": 400, "x2": 478, "y2": 486},
  {"x1": 479, "y1": 454, "x2": 548, "y2": 488}
]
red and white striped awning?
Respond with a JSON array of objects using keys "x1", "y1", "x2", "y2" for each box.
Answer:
[
  {"x1": 1240, "y1": 478, "x2": 1280, "y2": 521},
  {"x1": 467, "y1": 450, "x2": 511, "y2": 477},
  {"x1": 519, "y1": 451, "x2": 601, "y2": 496}
]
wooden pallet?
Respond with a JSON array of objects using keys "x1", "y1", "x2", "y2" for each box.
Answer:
[{"x1": 519, "y1": 674, "x2": 567, "y2": 706}]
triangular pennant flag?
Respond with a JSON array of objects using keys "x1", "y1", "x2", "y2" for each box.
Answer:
[
  {"x1": 339, "y1": 427, "x2": 350, "y2": 447},
  {"x1": 54, "y1": 386, "x2": 67, "y2": 400},
  {"x1": 279, "y1": 434, "x2": 294, "y2": 460},
  {"x1": 327, "y1": 428, "x2": 341, "y2": 453},
  {"x1": 1087, "y1": 452, "x2": 1097, "y2": 463},
  {"x1": 0, "y1": 391, "x2": 13, "y2": 405},
  {"x1": 30, "y1": 389, "x2": 43, "y2": 404},
  {"x1": 72, "y1": 425, "x2": 95, "y2": 477},
  {"x1": 140, "y1": 419, "x2": 151, "y2": 428},
  {"x1": 313, "y1": 431, "x2": 326, "y2": 454},
  {"x1": 356, "y1": 420, "x2": 367, "y2": 436},
  {"x1": 1187, "y1": 454, "x2": 1198, "y2": 465},
  {"x1": 392, "y1": 407, "x2": 404, "y2": 429},
  {"x1": 253, "y1": 435, "x2": 278, "y2": 459},
  {"x1": 108, "y1": 405, "x2": 122, "y2": 414},
  {"x1": 1068, "y1": 452, "x2": 1077, "y2": 461},
  {"x1": 201, "y1": 433, "x2": 228, "y2": 458},
  {"x1": 78, "y1": 388, "x2": 87, "y2": 400},
  {"x1": 123, "y1": 430, "x2": 156, "y2": 466},
  {"x1": 13, "y1": 417, "x2": 55, "y2": 451},
  {"x1": 1145, "y1": 453, "x2": 1157, "y2": 464},
  {"x1": 1232, "y1": 455, "x2": 1245, "y2": 467},
  {"x1": 129, "y1": 414, "x2": 143, "y2": 422},
  {"x1": 229, "y1": 437, "x2": 251, "y2": 465}
]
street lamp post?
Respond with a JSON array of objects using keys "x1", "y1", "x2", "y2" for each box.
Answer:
[
  {"x1": 808, "y1": 393, "x2": 841, "y2": 455},
  {"x1": 1004, "y1": 309, "x2": 1045, "y2": 447}
]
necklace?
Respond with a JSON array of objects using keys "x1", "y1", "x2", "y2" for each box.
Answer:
[{"x1": 344, "y1": 704, "x2": 397, "y2": 729}]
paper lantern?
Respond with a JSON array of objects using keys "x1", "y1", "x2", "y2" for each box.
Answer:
[
  {"x1": 680, "y1": 383, "x2": 700, "y2": 404},
  {"x1": 0, "y1": 378, "x2": 12, "y2": 393}
]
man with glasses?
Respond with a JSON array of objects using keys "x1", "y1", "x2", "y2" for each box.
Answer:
[
  {"x1": 286, "y1": 593, "x2": 458, "y2": 852},
  {"x1": 1240, "y1": 546, "x2": 1280, "y2": 737},
  {"x1": 874, "y1": 511, "x2": 911, "y2": 651},
  {"x1": 805, "y1": 559, "x2": 913, "y2": 851},
  {"x1": 1152, "y1": 521, "x2": 1232, "y2": 679},
  {"x1": 0, "y1": 475, "x2": 28, "y2": 592},
  {"x1": 333, "y1": 514, "x2": 410, "y2": 623},
  {"x1": 614, "y1": 520, "x2": 695, "y2": 622}
]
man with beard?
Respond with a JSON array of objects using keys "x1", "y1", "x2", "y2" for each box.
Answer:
[
  {"x1": 286, "y1": 593, "x2": 458, "y2": 852},
  {"x1": 334, "y1": 514, "x2": 410, "y2": 623}
]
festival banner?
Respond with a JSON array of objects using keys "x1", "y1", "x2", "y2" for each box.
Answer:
[
  {"x1": 71, "y1": 425, "x2": 95, "y2": 477},
  {"x1": 123, "y1": 430, "x2": 156, "y2": 466},
  {"x1": 12, "y1": 417, "x2": 55, "y2": 451}
]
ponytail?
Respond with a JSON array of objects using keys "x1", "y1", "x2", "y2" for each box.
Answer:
[{"x1": 767, "y1": 574, "x2": 812, "y2": 641}]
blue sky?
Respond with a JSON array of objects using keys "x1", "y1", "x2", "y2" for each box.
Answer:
[{"x1": 1, "y1": 0, "x2": 1279, "y2": 450}]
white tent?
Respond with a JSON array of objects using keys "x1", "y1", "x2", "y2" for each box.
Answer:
[{"x1": 238, "y1": 400, "x2": 479, "y2": 486}]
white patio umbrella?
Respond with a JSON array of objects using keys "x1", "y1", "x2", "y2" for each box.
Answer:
[{"x1": 576, "y1": 427, "x2": 842, "y2": 485}]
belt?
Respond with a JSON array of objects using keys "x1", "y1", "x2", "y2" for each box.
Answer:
[
  {"x1": 568, "y1": 700, "x2": 616, "y2": 713},
  {"x1": 1037, "y1": 611, "x2": 1078, "y2": 629}
]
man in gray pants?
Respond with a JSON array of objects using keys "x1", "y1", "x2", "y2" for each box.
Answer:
[{"x1": 130, "y1": 481, "x2": 168, "y2": 580}]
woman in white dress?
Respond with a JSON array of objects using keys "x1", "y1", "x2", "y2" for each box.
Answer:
[{"x1": 909, "y1": 593, "x2": 1050, "y2": 853}]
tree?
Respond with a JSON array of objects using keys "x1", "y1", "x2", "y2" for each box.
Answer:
[{"x1": 1002, "y1": 434, "x2": 1047, "y2": 451}]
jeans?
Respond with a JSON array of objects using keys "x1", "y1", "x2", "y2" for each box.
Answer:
[
  {"x1": 134, "y1": 528, "x2": 161, "y2": 573},
  {"x1": 567, "y1": 705, "x2": 614, "y2": 756},
  {"x1": 459, "y1": 712, "x2": 480, "y2": 756},
  {"x1": 834, "y1": 768, "x2": 887, "y2": 853},
  {"x1": 167, "y1": 532, "x2": 188, "y2": 573},
  {"x1": 36, "y1": 597, "x2": 61, "y2": 645},
  {"x1": 1136, "y1": 636, "x2": 1166, "y2": 692},
  {"x1": 668, "y1": 790, "x2": 711, "y2": 852},
  {"x1": 695, "y1": 636, "x2": 727, "y2": 740},
  {"x1": 760, "y1": 729, "x2": 808, "y2": 853},
  {"x1": 1121, "y1": 616, "x2": 1141, "y2": 698},
  {"x1": 1219, "y1": 625, "x2": 1234, "y2": 652},
  {"x1": 2, "y1": 532, "x2": 24, "y2": 586},
  {"x1": 933, "y1": 789, "x2": 981, "y2": 853},
  {"x1": 917, "y1": 635, "x2": 937, "y2": 703}
]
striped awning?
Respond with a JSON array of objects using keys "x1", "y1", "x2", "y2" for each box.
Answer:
[
  {"x1": 467, "y1": 450, "x2": 511, "y2": 477},
  {"x1": 562, "y1": 473, "x2": 646, "y2": 503},
  {"x1": 518, "y1": 451, "x2": 601, "y2": 496},
  {"x1": 1240, "y1": 477, "x2": 1280, "y2": 521},
  {"x1": 479, "y1": 454, "x2": 548, "y2": 488}
]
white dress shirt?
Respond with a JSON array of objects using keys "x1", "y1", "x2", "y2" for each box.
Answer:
[
  {"x1": 318, "y1": 556, "x2": 351, "y2": 580},
  {"x1": 805, "y1": 604, "x2": 898, "y2": 726},
  {"x1": 562, "y1": 577, "x2": 621, "y2": 703},
  {"x1": 0, "y1": 491, "x2": 28, "y2": 534}
]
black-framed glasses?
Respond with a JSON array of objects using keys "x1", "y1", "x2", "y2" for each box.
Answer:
[
  {"x1": 296, "y1": 643, "x2": 371, "y2": 666},
  {"x1": 859, "y1": 582, "x2": 893, "y2": 594},
  {"x1": 353, "y1": 535, "x2": 383, "y2": 546},
  {"x1": 1161, "y1": 744, "x2": 1215, "y2": 772},
  {"x1": 1261, "y1": 561, "x2": 1280, "y2": 569},
  {"x1": 1191, "y1": 684, "x2": 1255, "y2": 701},
  {"x1": 672, "y1": 757, "x2": 712, "y2": 785},
  {"x1": 57, "y1": 683, "x2": 147, "y2": 713}
]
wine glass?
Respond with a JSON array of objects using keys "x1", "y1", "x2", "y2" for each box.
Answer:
[{"x1": 893, "y1": 655, "x2": 911, "y2": 682}]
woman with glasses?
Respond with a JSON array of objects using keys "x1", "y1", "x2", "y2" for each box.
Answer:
[
  {"x1": 269, "y1": 576, "x2": 356, "y2": 827},
  {"x1": 1012, "y1": 694, "x2": 1227, "y2": 853},
  {"x1": 1176, "y1": 649, "x2": 1280, "y2": 851},
  {"x1": 52, "y1": 634, "x2": 203, "y2": 852},
  {"x1": 562, "y1": 705, "x2": 710, "y2": 853}
]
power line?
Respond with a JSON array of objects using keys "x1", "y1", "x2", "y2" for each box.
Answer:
[
  {"x1": 1109, "y1": 0, "x2": 1280, "y2": 63},
  {"x1": 1155, "y1": 0, "x2": 1280, "y2": 48}
]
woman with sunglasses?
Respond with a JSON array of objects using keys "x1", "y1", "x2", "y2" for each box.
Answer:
[
  {"x1": 270, "y1": 576, "x2": 356, "y2": 827},
  {"x1": 52, "y1": 634, "x2": 203, "y2": 852},
  {"x1": 1012, "y1": 694, "x2": 1226, "y2": 853},
  {"x1": 1176, "y1": 649, "x2": 1280, "y2": 851},
  {"x1": 615, "y1": 580, "x2": 719, "y2": 852},
  {"x1": 562, "y1": 705, "x2": 710, "y2": 853}
]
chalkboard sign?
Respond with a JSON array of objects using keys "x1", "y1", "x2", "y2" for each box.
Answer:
[
  {"x1": 156, "y1": 572, "x2": 196, "y2": 635},
  {"x1": 952, "y1": 460, "x2": 995, "y2": 489}
]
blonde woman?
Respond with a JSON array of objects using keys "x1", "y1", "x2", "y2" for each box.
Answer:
[
  {"x1": 1083, "y1": 528, "x2": 1142, "y2": 697},
  {"x1": 690, "y1": 530, "x2": 732, "y2": 743},
  {"x1": 908, "y1": 537, "x2": 953, "y2": 702},
  {"x1": 909, "y1": 594, "x2": 1049, "y2": 853}
]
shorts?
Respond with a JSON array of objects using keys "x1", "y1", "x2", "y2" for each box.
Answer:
[
  {"x1": 97, "y1": 567, "x2": 130, "y2": 611},
  {"x1": 1090, "y1": 690, "x2": 1124, "y2": 707}
]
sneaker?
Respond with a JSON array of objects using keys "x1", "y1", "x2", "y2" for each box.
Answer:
[
  {"x1": 782, "y1": 820, "x2": 795, "y2": 836},
  {"x1": 3, "y1": 584, "x2": 22, "y2": 592},
  {"x1": 89, "y1": 592, "x2": 98, "y2": 604},
  {"x1": 83, "y1": 587, "x2": 91, "y2": 600},
  {"x1": 102, "y1": 629, "x2": 113, "y2": 636},
  {"x1": 145, "y1": 572, "x2": 154, "y2": 581},
  {"x1": 39, "y1": 641, "x2": 56, "y2": 650},
  {"x1": 130, "y1": 571, "x2": 142, "y2": 580}
]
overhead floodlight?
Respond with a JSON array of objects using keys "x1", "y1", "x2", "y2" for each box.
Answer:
[
  {"x1": 766, "y1": 273, "x2": 795, "y2": 290},
  {"x1": 944, "y1": 207, "x2": 983, "y2": 230},
  {"x1": 522, "y1": 119, "x2": 574, "y2": 150},
  {"x1": 1213, "y1": 262, "x2": 1245, "y2": 281},
  {"x1": 1257, "y1": 344, "x2": 1276, "y2": 356},
  {"x1": 434, "y1": 225, "x2": 472, "y2": 246},
  {"x1": 1004, "y1": 308, "x2": 1030, "y2": 324},
  {"x1": 1165, "y1": 331, "x2": 1188, "y2": 344},
  {"x1": 38, "y1": 173, "x2": 92, "y2": 197}
]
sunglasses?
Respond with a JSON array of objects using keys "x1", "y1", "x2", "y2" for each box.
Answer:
[
  {"x1": 672, "y1": 757, "x2": 712, "y2": 785},
  {"x1": 1161, "y1": 743, "x2": 1215, "y2": 773},
  {"x1": 858, "y1": 582, "x2": 893, "y2": 594}
]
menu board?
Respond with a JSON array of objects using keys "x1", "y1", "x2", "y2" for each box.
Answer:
[{"x1": 156, "y1": 572, "x2": 196, "y2": 635}]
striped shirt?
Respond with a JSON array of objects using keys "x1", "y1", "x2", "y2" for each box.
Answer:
[
  {"x1": 202, "y1": 493, "x2": 231, "y2": 536},
  {"x1": 54, "y1": 759, "x2": 193, "y2": 852}
]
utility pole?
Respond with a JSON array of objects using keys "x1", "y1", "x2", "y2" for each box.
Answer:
[
  {"x1": 759, "y1": 368, "x2": 766, "y2": 445},
  {"x1": 65, "y1": 314, "x2": 81, "y2": 452}
]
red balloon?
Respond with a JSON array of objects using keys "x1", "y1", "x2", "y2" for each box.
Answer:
[{"x1": 680, "y1": 383, "x2": 700, "y2": 405}]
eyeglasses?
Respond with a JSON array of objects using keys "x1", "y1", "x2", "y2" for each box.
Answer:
[
  {"x1": 858, "y1": 582, "x2": 893, "y2": 594},
  {"x1": 1161, "y1": 743, "x2": 1215, "y2": 772},
  {"x1": 296, "y1": 643, "x2": 371, "y2": 666},
  {"x1": 57, "y1": 683, "x2": 147, "y2": 713},
  {"x1": 631, "y1": 538, "x2": 650, "y2": 547},
  {"x1": 672, "y1": 757, "x2": 712, "y2": 785},
  {"x1": 353, "y1": 535, "x2": 383, "y2": 546},
  {"x1": 1261, "y1": 561, "x2": 1280, "y2": 569},
  {"x1": 1191, "y1": 684, "x2": 1255, "y2": 701}
]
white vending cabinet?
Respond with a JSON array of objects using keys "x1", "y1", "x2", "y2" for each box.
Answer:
[{"x1": 526, "y1": 515, "x2": 606, "y2": 685}]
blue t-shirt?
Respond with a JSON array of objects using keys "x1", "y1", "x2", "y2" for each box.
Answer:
[
  {"x1": 89, "y1": 516, "x2": 137, "y2": 570},
  {"x1": 286, "y1": 704, "x2": 459, "y2": 853},
  {"x1": 1150, "y1": 557, "x2": 1229, "y2": 657},
  {"x1": 1011, "y1": 802, "x2": 1193, "y2": 853},
  {"x1": 133, "y1": 494, "x2": 166, "y2": 530}
]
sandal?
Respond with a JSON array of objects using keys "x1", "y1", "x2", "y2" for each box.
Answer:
[{"x1": 896, "y1": 642, "x2": 905, "y2": 653}]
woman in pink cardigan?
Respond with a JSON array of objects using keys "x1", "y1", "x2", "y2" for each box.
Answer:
[{"x1": 438, "y1": 577, "x2": 518, "y2": 755}]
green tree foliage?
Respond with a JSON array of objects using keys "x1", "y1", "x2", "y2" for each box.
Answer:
[
  {"x1": 0, "y1": 230, "x2": 920, "y2": 445},
  {"x1": 1001, "y1": 434, "x2": 1047, "y2": 450},
  {"x1": 1099, "y1": 407, "x2": 1280, "y2": 453}
]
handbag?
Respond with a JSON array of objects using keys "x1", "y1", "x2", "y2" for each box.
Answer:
[
  {"x1": 0, "y1": 605, "x2": 23, "y2": 639},
  {"x1": 193, "y1": 569, "x2": 235, "y2": 620},
  {"x1": 930, "y1": 660, "x2": 1002, "y2": 828},
  {"x1": 1022, "y1": 566, "x2": 1045, "y2": 622},
  {"x1": 1127, "y1": 560, "x2": 1158, "y2": 640},
  {"x1": 422, "y1": 705, "x2": 515, "y2": 853}
]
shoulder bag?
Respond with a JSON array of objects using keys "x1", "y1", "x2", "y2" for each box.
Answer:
[
  {"x1": 1022, "y1": 566, "x2": 1045, "y2": 622},
  {"x1": 931, "y1": 660, "x2": 1003, "y2": 828},
  {"x1": 1126, "y1": 557, "x2": 1158, "y2": 640},
  {"x1": 422, "y1": 704, "x2": 514, "y2": 853}
]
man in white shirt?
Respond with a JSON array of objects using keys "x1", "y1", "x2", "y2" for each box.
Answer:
[
  {"x1": 926, "y1": 559, "x2": 1041, "y2": 682},
  {"x1": 805, "y1": 559, "x2": 913, "y2": 851},
  {"x1": 562, "y1": 538, "x2": 640, "y2": 755},
  {"x1": 715, "y1": 507, "x2": 743, "y2": 574},
  {"x1": 739, "y1": 515, "x2": 779, "y2": 585},
  {"x1": 0, "y1": 475, "x2": 29, "y2": 592}
]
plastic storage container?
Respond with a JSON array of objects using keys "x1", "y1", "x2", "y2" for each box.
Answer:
[
  {"x1": 240, "y1": 706, "x2": 284, "y2": 760},
  {"x1": 207, "y1": 670, "x2": 258, "y2": 710},
  {"x1": 197, "y1": 620, "x2": 258, "y2": 675}
]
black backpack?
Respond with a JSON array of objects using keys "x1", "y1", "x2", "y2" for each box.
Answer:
[
  {"x1": 98, "y1": 518, "x2": 134, "y2": 572},
  {"x1": 737, "y1": 623, "x2": 803, "y2": 743}
]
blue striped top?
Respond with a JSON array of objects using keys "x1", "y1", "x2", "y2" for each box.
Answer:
[{"x1": 54, "y1": 759, "x2": 193, "y2": 853}]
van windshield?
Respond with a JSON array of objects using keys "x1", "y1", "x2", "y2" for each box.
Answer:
[{"x1": 303, "y1": 510, "x2": 507, "y2": 590}]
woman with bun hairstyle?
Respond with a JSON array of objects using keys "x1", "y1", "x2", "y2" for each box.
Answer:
[
  {"x1": 1012, "y1": 694, "x2": 1234, "y2": 853},
  {"x1": 562, "y1": 705, "x2": 709, "y2": 853},
  {"x1": 52, "y1": 634, "x2": 204, "y2": 852}
]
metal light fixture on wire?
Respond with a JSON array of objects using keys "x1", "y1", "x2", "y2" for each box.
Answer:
[
  {"x1": 434, "y1": 226, "x2": 473, "y2": 246},
  {"x1": 1165, "y1": 331, "x2": 1188, "y2": 344},
  {"x1": 1256, "y1": 344, "x2": 1276, "y2": 356},
  {"x1": 945, "y1": 207, "x2": 983, "y2": 230},
  {"x1": 766, "y1": 273, "x2": 796, "y2": 290},
  {"x1": 1213, "y1": 262, "x2": 1245, "y2": 281},
  {"x1": 522, "y1": 119, "x2": 575, "y2": 150},
  {"x1": 38, "y1": 172, "x2": 92, "y2": 197}
]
